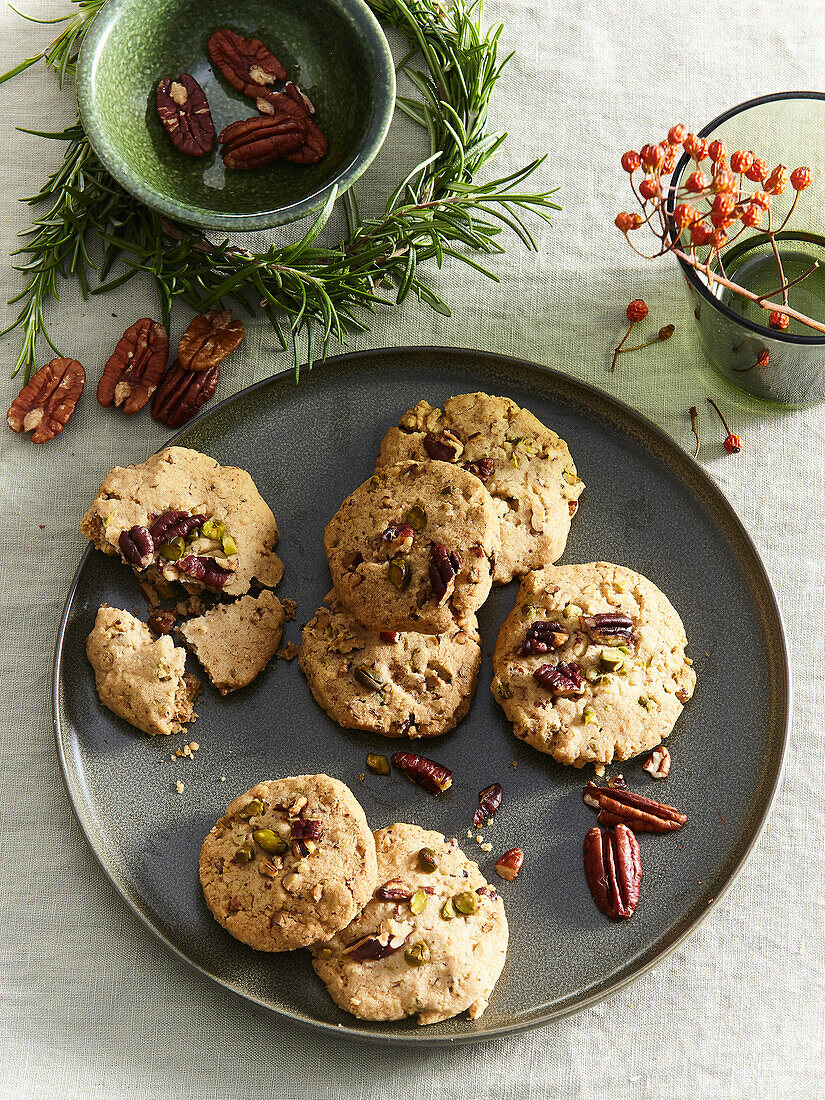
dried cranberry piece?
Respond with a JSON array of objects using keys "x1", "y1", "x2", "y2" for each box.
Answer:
[
  {"x1": 429, "y1": 543, "x2": 462, "y2": 600},
  {"x1": 290, "y1": 820, "x2": 322, "y2": 840}
]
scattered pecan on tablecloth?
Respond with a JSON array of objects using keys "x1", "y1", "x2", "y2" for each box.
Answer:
[
  {"x1": 7, "y1": 357, "x2": 85, "y2": 443},
  {"x1": 178, "y1": 310, "x2": 244, "y2": 372},
  {"x1": 156, "y1": 74, "x2": 215, "y2": 156},
  {"x1": 151, "y1": 359, "x2": 219, "y2": 429},
  {"x1": 97, "y1": 318, "x2": 169, "y2": 414}
]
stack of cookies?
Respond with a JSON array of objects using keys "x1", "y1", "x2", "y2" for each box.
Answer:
[{"x1": 299, "y1": 392, "x2": 585, "y2": 739}]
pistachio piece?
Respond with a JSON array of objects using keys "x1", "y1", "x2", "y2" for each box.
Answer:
[
  {"x1": 258, "y1": 858, "x2": 280, "y2": 877},
  {"x1": 355, "y1": 664, "x2": 384, "y2": 691},
  {"x1": 201, "y1": 517, "x2": 226, "y2": 540},
  {"x1": 159, "y1": 536, "x2": 186, "y2": 561},
  {"x1": 599, "y1": 647, "x2": 625, "y2": 672},
  {"x1": 418, "y1": 846, "x2": 439, "y2": 873},
  {"x1": 583, "y1": 706, "x2": 598, "y2": 725},
  {"x1": 440, "y1": 897, "x2": 456, "y2": 920},
  {"x1": 234, "y1": 842, "x2": 254, "y2": 863},
  {"x1": 238, "y1": 798, "x2": 265, "y2": 820},
  {"x1": 221, "y1": 532, "x2": 238, "y2": 556},
  {"x1": 453, "y1": 890, "x2": 479, "y2": 915},
  {"x1": 405, "y1": 504, "x2": 427, "y2": 530},
  {"x1": 366, "y1": 752, "x2": 390, "y2": 775},
  {"x1": 404, "y1": 940, "x2": 431, "y2": 966},
  {"x1": 410, "y1": 888, "x2": 429, "y2": 915},
  {"x1": 388, "y1": 556, "x2": 411, "y2": 592},
  {"x1": 253, "y1": 828, "x2": 287, "y2": 855}
]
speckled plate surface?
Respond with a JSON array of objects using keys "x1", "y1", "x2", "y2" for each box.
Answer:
[{"x1": 53, "y1": 348, "x2": 789, "y2": 1044}]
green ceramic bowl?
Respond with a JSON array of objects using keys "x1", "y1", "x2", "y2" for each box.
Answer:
[{"x1": 76, "y1": 0, "x2": 395, "y2": 229}]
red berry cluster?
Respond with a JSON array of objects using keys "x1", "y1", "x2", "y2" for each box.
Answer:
[{"x1": 616, "y1": 125, "x2": 812, "y2": 255}]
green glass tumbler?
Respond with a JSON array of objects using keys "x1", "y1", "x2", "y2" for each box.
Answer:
[{"x1": 667, "y1": 92, "x2": 825, "y2": 407}]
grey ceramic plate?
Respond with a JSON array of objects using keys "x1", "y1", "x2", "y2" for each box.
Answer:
[{"x1": 53, "y1": 348, "x2": 789, "y2": 1044}]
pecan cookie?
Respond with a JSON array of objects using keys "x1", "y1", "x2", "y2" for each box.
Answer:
[
  {"x1": 310, "y1": 823, "x2": 508, "y2": 1025},
  {"x1": 179, "y1": 589, "x2": 284, "y2": 694},
  {"x1": 324, "y1": 460, "x2": 500, "y2": 635},
  {"x1": 86, "y1": 605, "x2": 200, "y2": 737},
  {"x1": 199, "y1": 776, "x2": 377, "y2": 952},
  {"x1": 376, "y1": 393, "x2": 584, "y2": 584},
  {"x1": 81, "y1": 447, "x2": 284, "y2": 597},
  {"x1": 298, "y1": 591, "x2": 481, "y2": 738},
  {"x1": 492, "y1": 562, "x2": 696, "y2": 771}
]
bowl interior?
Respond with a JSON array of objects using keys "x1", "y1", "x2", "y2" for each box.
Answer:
[{"x1": 78, "y1": 0, "x2": 394, "y2": 228}]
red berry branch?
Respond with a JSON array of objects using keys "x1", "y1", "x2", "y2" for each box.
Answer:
[{"x1": 615, "y1": 126, "x2": 825, "y2": 334}]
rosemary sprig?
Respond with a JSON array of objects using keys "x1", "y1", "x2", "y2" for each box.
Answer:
[{"x1": 2, "y1": 0, "x2": 559, "y2": 382}]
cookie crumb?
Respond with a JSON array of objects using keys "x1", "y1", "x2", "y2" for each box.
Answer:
[
  {"x1": 275, "y1": 642, "x2": 299, "y2": 661},
  {"x1": 480, "y1": 843, "x2": 492, "y2": 852},
  {"x1": 175, "y1": 780, "x2": 185, "y2": 793},
  {"x1": 282, "y1": 598, "x2": 297, "y2": 621},
  {"x1": 359, "y1": 772, "x2": 365, "y2": 782},
  {"x1": 220, "y1": 776, "x2": 226, "y2": 782},
  {"x1": 510, "y1": 760, "x2": 518, "y2": 769},
  {"x1": 174, "y1": 740, "x2": 200, "y2": 759}
]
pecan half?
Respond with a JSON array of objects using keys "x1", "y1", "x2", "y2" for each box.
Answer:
[
  {"x1": 494, "y1": 848, "x2": 524, "y2": 882},
  {"x1": 7, "y1": 357, "x2": 84, "y2": 444},
  {"x1": 429, "y1": 543, "x2": 461, "y2": 602},
  {"x1": 177, "y1": 554, "x2": 235, "y2": 588},
  {"x1": 581, "y1": 612, "x2": 635, "y2": 645},
  {"x1": 464, "y1": 457, "x2": 494, "y2": 481},
  {"x1": 583, "y1": 824, "x2": 641, "y2": 919},
  {"x1": 391, "y1": 750, "x2": 452, "y2": 794},
  {"x1": 533, "y1": 661, "x2": 585, "y2": 697},
  {"x1": 423, "y1": 430, "x2": 463, "y2": 462},
  {"x1": 149, "y1": 510, "x2": 207, "y2": 543},
  {"x1": 207, "y1": 29, "x2": 287, "y2": 104},
  {"x1": 178, "y1": 310, "x2": 244, "y2": 372},
  {"x1": 519, "y1": 620, "x2": 569, "y2": 655},
  {"x1": 473, "y1": 783, "x2": 503, "y2": 828},
  {"x1": 97, "y1": 319, "x2": 169, "y2": 414},
  {"x1": 119, "y1": 526, "x2": 154, "y2": 570},
  {"x1": 219, "y1": 115, "x2": 308, "y2": 169},
  {"x1": 643, "y1": 746, "x2": 671, "y2": 779},
  {"x1": 156, "y1": 74, "x2": 214, "y2": 156},
  {"x1": 285, "y1": 119, "x2": 328, "y2": 165},
  {"x1": 374, "y1": 878, "x2": 413, "y2": 902},
  {"x1": 341, "y1": 921, "x2": 413, "y2": 961},
  {"x1": 151, "y1": 359, "x2": 219, "y2": 429},
  {"x1": 583, "y1": 783, "x2": 686, "y2": 832}
]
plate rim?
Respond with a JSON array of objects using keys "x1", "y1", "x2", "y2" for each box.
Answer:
[{"x1": 52, "y1": 346, "x2": 791, "y2": 1045}]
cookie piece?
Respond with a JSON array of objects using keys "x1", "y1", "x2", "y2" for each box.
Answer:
[
  {"x1": 298, "y1": 591, "x2": 481, "y2": 738},
  {"x1": 492, "y1": 562, "x2": 696, "y2": 770},
  {"x1": 376, "y1": 393, "x2": 584, "y2": 584},
  {"x1": 311, "y1": 823, "x2": 508, "y2": 1025},
  {"x1": 81, "y1": 446, "x2": 284, "y2": 597},
  {"x1": 199, "y1": 776, "x2": 378, "y2": 952},
  {"x1": 324, "y1": 460, "x2": 500, "y2": 635},
  {"x1": 86, "y1": 605, "x2": 200, "y2": 736},
  {"x1": 179, "y1": 589, "x2": 284, "y2": 694}
]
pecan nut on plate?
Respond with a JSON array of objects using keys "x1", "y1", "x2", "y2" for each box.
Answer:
[
  {"x1": 97, "y1": 318, "x2": 169, "y2": 414},
  {"x1": 178, "y1": 310, "x2": 244, "y2": 372},
  {"x1": 583, "y1": 824, "x2": 641, "y2": 920},
  {"x1": 583, "y1": 783, "x2": 686, "y2": 833},
  {"x1": 156, "y1": 74, "x2": 215, "y2": 156},
  {"x1": 7, "y1": 357, "x2": 85, "y2": 443},
  {"x1": 207, "y1": 28, "x2": 286, "y2": 108},
  {"x1": 151, "y1": 359, "x2": 219, "y2": 429}
]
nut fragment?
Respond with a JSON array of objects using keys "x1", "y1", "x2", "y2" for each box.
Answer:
[
  {"x1": 366, "y1": 752, "x2": 390, "y2": 775},
  {"x1": 583, "y1": 783, "x2": 686, "y2": 832},
  {"x1": 429, "y1": 543, "x2": 462, "y2": 602},
  {"x1": 494, "y1": 848, "x2": 524, "y2": 881},
  {"x1": 207, "y1": 29, "x2": 287, "y2": 102},
  {"x1": 178, "y1": 310, "x2": 244, "y2": 372},
  {"x1": 147, "y1": 608, "x2": 177, "y2": 635},
  {"x1": 97, "y1": 318, "x2": 169, "y2": 414},
  {"x1": 423, "y1": 430, "x2": 463, "y2": 462},
  {"x1": 219, "y1": 114, "x2": 308, "y2": 170},
  {"x1": 7, "y1": 357, "x2": 85, "y2": 444},
  {"x1": 177, "y1": 554, "x2": 234, "y2": 588},
  {"x1": 150, "y1": 511, "x2": 207, "y2": 543},
  {"x1": 583, "y1": 824, "x2": 641, "y2": 919},
  {"x1": 151, "y1": 358, "x2": 219, "y2": 428},
  {"x1": 473, "y1": 782, "x2": 503, "y2": 828},
  {"x1": 374, "y1": 878, "x2": 413, "y2": 902},
  {"x1": 463, "y1": 457, "x2": 494, "y2": 481},
  {"x1": 342, "y1": 921, "x2": 412, "y2": 961},
  {"x1": 354, "y1": 664, "x2": 384, "y2": 692},
  {"x1": 533, "y1": 661, "x2": 585, "y2": 697},
  {"x1": 581, "y1": 612, "x2": 635, "y2": 645},
  {"x1": 156, "y1": 74, "x2": 215, "y2": 156},
  {"x1": 643, "y1": 746, "x2": 671, "y2": 779},
  {"x1": 391, "y1": 750, "x2": 453, "y2": 794},
  {"x1": 519, "y1": 620, "x2": 569, "y2": 655},
  {"x1": 417, "y1": 846, "x2": 439, "y2": 872},
  {"x1": 388, "y1": 555, "x2": 411, "y2": 592}
]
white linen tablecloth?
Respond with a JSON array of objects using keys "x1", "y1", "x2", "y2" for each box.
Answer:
[{"x1": 0, "y1": 1, "x2": 822, "y2": 1096}]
